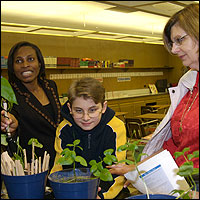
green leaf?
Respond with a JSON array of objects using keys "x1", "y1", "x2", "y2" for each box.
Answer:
[
  {"x1": 174, "y1": 152, "x2": 183, "y2": 159},
  {"x1": 192, "y1": 168, "x2": 199, "y2": 175},
  {"x1": 104, "y1": 149, "x2": 114, "y2": 155},
  {"x1": 13, "y1": 154, "x2": 24, "y2": 166},
  {"x1": 110, "y1": 155, "x2": 118, "y2": 162},
  {"x1": 61, "y1": 148, "x2": 71, "y2": 157},
  {"x1": 90, "y1": 165, "x2": 98, "y2": 173},
  {"x1": 1, "y1": 134, "x2": 8, "y2": 146},
  {"x1": 100, "y1": 168, "x2": 113, "y2": 181},
  {"x1": 75, "y1": 156, "x2": 87, "y2": 167},
  {"x1": 93, "y1": 170, "x2": 101, "y2": 177},
  {"x1": 187, "y1": 153, "x2": 194, "y2": 161},
  {"x1": 103, "y1": 156, "x2": 112, "y2": 165},
  {"x1": 117, "y1": 144, "x2": 128, "y2": 152},
  {"x1": 193, "y1": 150, "x2": 199, "y2": 158},
  {"x1": 28, "y1": 138, "x2": 43, "y2": 148},
  {"x1": 73, "y1": 139, "x2": 80, "y2": 146},
  {"x1": 125, "y1": 160, "x2": 134, "y2": 165},
  {"x1": 118, "y1": 159, "x2": 134, "y2": 165},
  {"x1": 71, "y1": 151, "x2": 76, "y2": 159},
  {"x1": 57, "y1": 156, "x2": 74, "y2": 165},
  {"x1": 136, "y1": 153, "x2": 148, "y2": 163},
  {"x1": 182, "y1": 147, "x2": 190, "y2": 154},
  {"x1": 77, "y1": 146, "x2": 83, "y2": 151},
  {"x1": 97, "y1": 162, "x2": 103, "y2": 171},
  {"x1": 89, "y1": 160, "x2": 97, "y2": 166},
  {"x1": 1, "y1": 77, "x2": 18, "y2": 106},
  {"x1": 66, "y1": 144, "x2": 74, "y2": 147},
  {"x1": 127, "y1": 143, "x2": 138, "y2": 151},
  {"x1": 178, "y1": 162, "x2": 193, "y2": 176}
]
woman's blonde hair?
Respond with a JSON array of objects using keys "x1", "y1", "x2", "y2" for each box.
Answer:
[{"x1": 163, "y1": 3, "x2": 199, "y2": 53}]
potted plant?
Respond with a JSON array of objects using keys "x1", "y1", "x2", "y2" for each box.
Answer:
[
  {"x1": 1, "y1": 137, "x2": 49, "y2": 199},
  {"x1": 48, "y1": 139, "x2": 117, "y2": 199}
]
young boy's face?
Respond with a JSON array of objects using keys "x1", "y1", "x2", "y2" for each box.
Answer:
[{"x1": 67, "y1": 96, "x2": 107, "y2": 131}]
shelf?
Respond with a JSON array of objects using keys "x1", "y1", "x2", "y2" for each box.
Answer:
[
  {"x1": 1, "y1": 66, "x2": 174, "y2": 71},
  {"x1": 45, "y1": 66, "x2": 174, "y2": 70}
]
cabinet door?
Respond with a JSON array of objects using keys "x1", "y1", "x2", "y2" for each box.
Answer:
[
  {"x1": 156, "y1": 97, "x2": 170, "y2": 105},
  {"x1": 119, "y1": 102, "x2": 134, "y2": 118},
  {"x1": 107, "y1": 103, "x2": 121, "y2": 112},
  {"x1": 133, "y1": 101, "x2": 146, "y2": 117}
]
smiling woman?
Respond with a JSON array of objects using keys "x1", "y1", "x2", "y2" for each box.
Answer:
[{"x1": 1, "y1": 41, "x2": 62, "y2": 173}]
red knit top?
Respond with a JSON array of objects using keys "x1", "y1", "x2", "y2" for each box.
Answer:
[{"x1": 163, "y1": 72, "x2": 199, "y2": 168}]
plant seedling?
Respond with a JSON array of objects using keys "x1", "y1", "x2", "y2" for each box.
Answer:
[
  {"x1": 116, "y1": 139, "x2": 150, "y2": 198},
  {"x1": 57, "y1": 139, "x2": 88, "y2": 180},
  {"x1": 170, "y1": 147, "x2": 199, "y2": 199},
  {"x1": 89, "y1": 148, "x2": 117, "y2": 181},
  {"x1": 57, "y1": 139, "x2": 118, "y2": 182}
]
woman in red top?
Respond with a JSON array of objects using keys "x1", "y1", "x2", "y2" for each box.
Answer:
[{"x1": 107, "y1": 3, "x2": 199, "y2": 196}]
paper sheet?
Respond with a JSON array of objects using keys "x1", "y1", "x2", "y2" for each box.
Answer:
[{"x1": 124, "y1": 150, "x2": 189, "y2": 196}]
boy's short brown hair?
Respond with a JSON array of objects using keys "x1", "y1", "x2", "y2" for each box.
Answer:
[{"x1": 68, "y1": 77, "x2": 105, "y2": 105}]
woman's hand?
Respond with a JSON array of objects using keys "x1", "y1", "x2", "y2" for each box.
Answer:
[
  {"x1": 1, "y1": 110, "x2": 18, "y2": 135},
  {"x1": 96, "y1": 187, "x2": 101, "y2": 199},
  {"x1": 106, "y1": 163, "x2": 135, "y2": 175}
]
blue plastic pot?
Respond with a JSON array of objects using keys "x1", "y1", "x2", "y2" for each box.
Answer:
[
  {"x1": 48, "y1": 168, "x2": 99, "y2": 199},
  {"x1": 126, "y1": 194, "x2": 176, "y2": 199},
  {"x1": 2, "y1": 170, "x2": 48, "y2": 199}
]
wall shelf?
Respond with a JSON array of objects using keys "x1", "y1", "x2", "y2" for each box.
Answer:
[{"x1": 44, "y1": 66, "x2": 174, "y2": 72}]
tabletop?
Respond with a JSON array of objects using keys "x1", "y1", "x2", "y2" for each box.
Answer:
[
  {"x1": 150, "y1": 104, "x2": 169, "y2": 110},
  {"x1": 135, "y1": 113, "x2": 166, "y2": 120}
]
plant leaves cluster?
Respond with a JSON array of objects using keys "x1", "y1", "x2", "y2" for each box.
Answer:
[
  {"x1": 89, "y1": 149, "x2": 117, "y2": 181},
  {"x1": 1, "y1": 76, "x2": 18, "y2": 110},
  {"x1": 116, "y1": 139, "x2": 150, "y2": 198},
  {"x1": 57, "y1": 140, "x2": 118, "y2": 182},
  {"x1": 1, "y1": 76, "x2": 18, "y2": 146},
  {"x1": 170, "y1": 147, "x2": 199, "y2": 199},
  {"x1": 117, "y1": 140, "x2": 147, "y2": 165},
  {"x1": 57, "y1": 139, "x2": 87, "y2": 167}
]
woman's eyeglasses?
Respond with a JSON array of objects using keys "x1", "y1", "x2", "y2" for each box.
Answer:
[{"x1": 170, "y1": 34, "x2": 188, "y2": 48}]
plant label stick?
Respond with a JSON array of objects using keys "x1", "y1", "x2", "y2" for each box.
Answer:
[
  {"x1": 18, "y1": 160, "x2": 25, "y2": 176},
  {"x1": 27, "y1": 163, "x2": 30, "y2": 175},
  {"x1": 15, "y1": 160, "x2": 20, "y2": 176},
  {"x1": 23, "y1": 149, "x2": 27, "y2": 170},
  {"x1": 39, "y1": 157, "x2": 41, "y2": 173},
  {"x1": 10, "y1": 160, "x2": 16, "y2": 176},
  {"x1": 32, "y1": 142, "x2": 35, "y2": 170},
  {"x1": 42, "y1": 151, "x2": 47, "y2": 172},
  {"x1": 31, "y1": 160, "x2": 34, "y2": 175},
  {"x1": 35, "y1": 159, "x2": 38, "y2": 174},
  {"x1": 45, "y1": 154, "x2": 50, "y2": 171},
  {"x1": 1, "y1": 161, "x2": 7, "y2": 175}
]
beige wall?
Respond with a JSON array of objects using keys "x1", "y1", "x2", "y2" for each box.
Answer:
[{"x1": 1, "y1": 32, "x2": 183, "y2": 95}]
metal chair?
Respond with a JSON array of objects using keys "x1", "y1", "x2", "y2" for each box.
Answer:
[
  {"x1": 141, "y1": 106, "x2": 158, "y2": 114},
  {"x1": 125, "y1": 118, "x2": 159, "y2": 139}
]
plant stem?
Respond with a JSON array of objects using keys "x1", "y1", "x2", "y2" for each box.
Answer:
[{"x1": 133, "y1": 150, "x2": 150, "y2": 199}]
